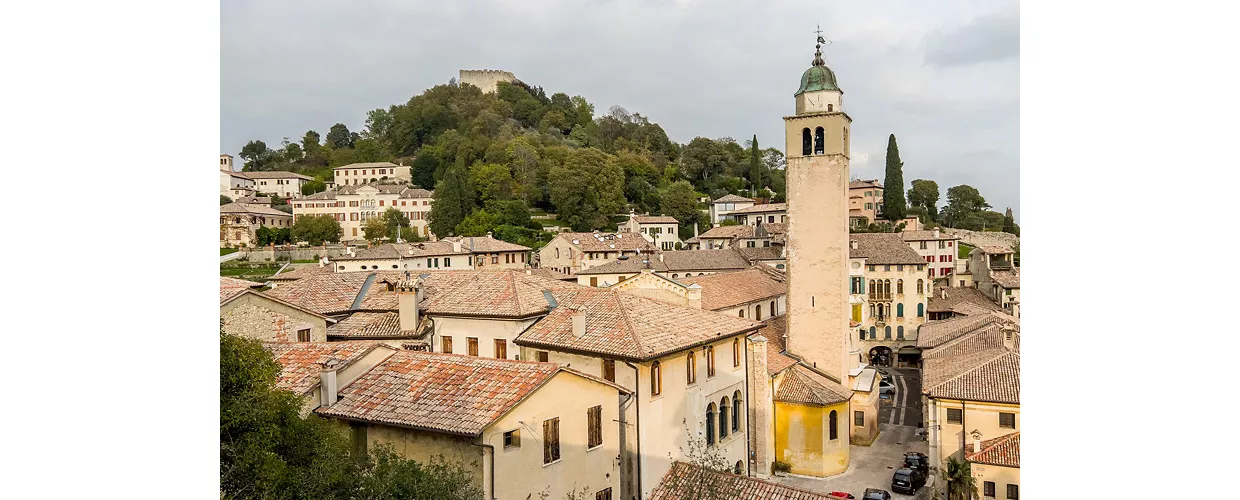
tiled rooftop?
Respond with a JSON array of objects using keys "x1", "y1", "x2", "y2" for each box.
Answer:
[
  {"x1": 557, "y1": 232, "x2": 658, "y2": 253},
  {"x1": 977, "y1": 244, "x2": 1014, "y2": 255},
  {"x1": 263, "y1": 341, "x2": 391, "y2": 395},
  {"x1": 755, "y1": 316, "x2": 799, "y2": 375},
  {"x1": 900, "y1": 230, "x2": 959, "y2": 241},
  {"x1": 326, "y1": 312, "x2": 412, "y2": 339},
  {"x1": 680, "y1": 267, "x2": 787, "y2": 311},
  {"x1": 967, "y1": 432, "x2": 1020, "y2": 468},
  {"x1": 849, "y1": 179, "x2": 882, "y2": 189},
  {"x1": 269, "y1": 264, "x2": 333, "y2": 281},
  {"x1": 632, "y1": 215, "x2": 678, "y2": 224},
  {"x1": 661, "y1": 249, "x2": 753, "y2": 271},
  {"x1": 220, "y1": 276, "x2": 261, "y2": 303},
  {"x1": 927, "y1": 286, "x2": 1002, "y2": 313},
  {"x1": 848, "y1": 233, "x2": 926, "y2": 265},
  {"x1": 917, "y1": 312, "x2": 1018, "y2": 349},
  {"x1": 774, "y1": 365, "x2": 852, "y2": 406},
  {"x1": 220, "y1": 202, "x2": 293, "y2": 217},
  {"x1": 990, "y1": 268, "x2": 1020, "y2": 288},
  {"x1": 651, "y1": 461, "x2": 837, "y2": 500},
  {"x1": 922, "y1": 322, "x2": 1020, "y2": 405},
  {"x1": 726, "y1": 203, "x2": 788, "y2": 215},
  {"x1": 713, "y1": 194, "x2": 756, "y2": 203}
]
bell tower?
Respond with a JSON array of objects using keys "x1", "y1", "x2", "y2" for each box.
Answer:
[{"x1": 783, "y1": 33, "x2": 853, "y2": 385}]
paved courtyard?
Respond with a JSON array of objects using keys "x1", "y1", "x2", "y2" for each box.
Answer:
[{"x1": 772, "y1": 423, "x2": 932, "y2": 498}]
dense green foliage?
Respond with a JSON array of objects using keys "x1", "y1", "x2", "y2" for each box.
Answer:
[
  {"x1": 883, "y1": 134, "x2": 906, "y2": 221},
  {"x1": 221, "y1": 195, "x2": 233, "y2": 205},
  {"x1": 1002, "y1": 207, "x2": 1018, "y2": 235},
  {"x1": 220, "y1": 329, "x2": 482, "y2": 499},
  {"x1": 291, "y1": 214, "x2": 343, "y2": 245},
  {"x1": 906, "y1": 179, "x2": 939, "y2": 220},
  {"x1": 255, "y1": 226, "x2": 292, "y2": 246}
]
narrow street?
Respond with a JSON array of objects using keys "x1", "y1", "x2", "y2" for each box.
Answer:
[{"x1": 878, "y1": 367, "x2": 923, "y2": 428}]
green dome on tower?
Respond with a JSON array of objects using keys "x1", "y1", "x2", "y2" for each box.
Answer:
[{"x1": 794, "y1": 38, "x2": 841, "y2": 96}]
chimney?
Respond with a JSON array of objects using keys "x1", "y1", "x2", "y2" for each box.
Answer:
[
  {"x1": 973, "y1": 433, "x2": 982, "y2": 454},
  {"x1": 686, "y1": 284, "x2": 703, "y2": 309},
  {"x1": 658, "y1": 253, "x2": 664, "y2": 262},
  {"x1": 940, "y1": 287, "x2": 947, "y2": 300},
  {"x1": 486, "y1": 231, "x2": 493, "y2": 239},
  {"x1": 319, "y1": 359, "x2": 340, "y2": 407},
  {"x1": 693, "y1": 223, "x2": 699, "y2": 238},
  {"x1": 1001, "y1": 324, "x2": 1015, "y2": 350},
  {"x1": 849, "y1": 240, "x2": 858, "y2": 250},
  {"x1": 571, "y1": 310, "x2": 587, "y2": 338},
  {"x1": 933, "y1": 228, "x2": 940, "y2": 239},
  {"x1": 319, "y1": 256, "x2": 328, "y2": 268},
  {"x1": 397, "y1": 278, "x2": 422, "y2": 332},
  {"x1": 451, "y1": 239, "x2": 463, "y2": 253}
]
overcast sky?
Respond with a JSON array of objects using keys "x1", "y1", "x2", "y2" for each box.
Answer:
[{"x1": 222, "y1": 0, "x2": 1019, "y2": 219}]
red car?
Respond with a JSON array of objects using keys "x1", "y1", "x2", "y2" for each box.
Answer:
[{"x1": 828, "y1": 493, "x2": 855, "y2": 499}]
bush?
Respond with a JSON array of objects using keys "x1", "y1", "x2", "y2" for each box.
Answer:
[{"x1": 772, "y1": 460, "x2": 793, "y2": 473}]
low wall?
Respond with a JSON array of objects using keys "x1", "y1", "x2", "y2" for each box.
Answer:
[
  {"x1": 944, "y1": 229, "x2": 1018, "y2": 251},
  {"x1": 236, "y1": 245, "x2": 349, "y2": 262}
]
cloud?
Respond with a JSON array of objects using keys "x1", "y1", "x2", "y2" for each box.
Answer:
[{"x1": 923, "y1": 4, "x2": 1020, "y2": 67}]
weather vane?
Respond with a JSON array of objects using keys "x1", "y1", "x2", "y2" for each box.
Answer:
[{"x1": 815, "y1": 25, "x2": 830, "y2": 48}]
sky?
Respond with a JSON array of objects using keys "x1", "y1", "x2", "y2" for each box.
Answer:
[{"x1": 222, "y1": 0, "x2": 1019, "y2": 220}]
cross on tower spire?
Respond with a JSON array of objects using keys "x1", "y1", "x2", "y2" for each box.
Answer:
[{"x1": 812, "y1": 25, "x2": 828, "y2": 67}]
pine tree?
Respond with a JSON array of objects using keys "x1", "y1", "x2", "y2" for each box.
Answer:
[
  {"x1": 428, "y1": 164, "x2": 476, "y2": 237},
  {"x1": 749, "y1": 135, "x2": 761, "y2": 197},
  {"x1": 1002, "y1": 207, "x2": 1017, "y2": 235},
  {"x1": 883, "y1": 134, "x2": 907, "y2": 221}
]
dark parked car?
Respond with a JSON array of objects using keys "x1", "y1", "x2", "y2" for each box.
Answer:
[
  {"x1": 861, "y1": 488, "x2": 891, "y2": 500},
  {"x1": 891, "y1": 468, "x2": 926, "y2": 495},
  {"x1": 903, "y1": 452, "x2": 930, "y2": 475}
]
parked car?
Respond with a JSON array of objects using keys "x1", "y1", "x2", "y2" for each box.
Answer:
[
  {"x1": 861, "y1": 488, "x2": 891, "y2": 500},
  {"x1": 878, "y1": 379, "x2": 896, "y2": 395},
  {"x1": 828, "y1": 493, "x2": 855, "y2": 500},
  {"x1": 890, "y1": 468, "x2": 926, "y2": 494},
  {"x1": 903, "y1": 452, "x2": 930, "y2": 475}
]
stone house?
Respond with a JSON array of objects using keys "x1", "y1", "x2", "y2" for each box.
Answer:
[
  {"x1": 220, "y1": 202, "x2": 293, "y2": 248},
  {"x1": 538, "y1": 231, "x2": 658, "y2": 275},
  {"x1": 292, "y1": 183, "x2": 434, "y2": 241},
  {"x1": 969, "y1": 245, "x2": 1021, "y2": 317},
  {"x1": 573, "y1": 248, "x2": 753, "y2": 287},
  {"x1": 622, "y1": 212, "x2": 682, "y2": 251},
  {"x1": 847, "y1": 233, "x2": 931, "y2": 367},
  {"x1": 709, "y1": 194, "x2": 756, "y2": 224},
  {"x1": 687, "y1": 223, "x2": 786, "y2": 251},
  {"x1": 331, "y1": 235, "x2": 530, "y2": 273},
  {"x1": 901, "y1": 228, "x2": 961, "y2": 281},
  {"x1": 724, "y1": 203, "x2": 788, "y2": 226},
  {"x1": 332, "y1": 161, "x2": 412, "y2": 186}
]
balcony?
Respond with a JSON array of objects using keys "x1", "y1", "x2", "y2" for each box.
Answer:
[{"x1": 868, "y1": 293, "x2": 893, "y2": 302}]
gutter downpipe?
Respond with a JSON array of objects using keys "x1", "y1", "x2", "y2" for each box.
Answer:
[
  {"x1": 623, "y1": 361, "x2": 643, "y2": 498},
  {"x1": 744, "y1": 331, "x2": 752, "y2": 477},
  {"x1": 473, "y1": 441, "x2": 496, "y2": 500}
]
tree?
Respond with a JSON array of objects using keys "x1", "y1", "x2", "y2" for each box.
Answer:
[
  {"x1": 220, "y1": 328, "x2": 482, "y2": 499},
  {"x1": 291, "y1": 214, "x2": 342, "y2": 245},
  {"x1": 548, "y1": 147, "x2": 625, "y2": 231},
  {"x1": 455, "y1": 209, "x2": 498, "y2": 236},
  {"x1": 363, "y1": 216, "x2": 390, "y2": 241},
  {"x1": 883, "y1": 134, "x2": 907, "y2": 221},
  {"x1": 907, "y1": 179, "x2": 940, "y2": 220},
  {"x1": 470, "y1": 163, "x2": 515, "y2": 203},
  {"x1": 428, "y1": 164, "x2": 476, "y2": 237},
  {"x1": 327, "y1": 123, "x2": 354, "y2": 149},
  {"x1": 301, "y1": 179, "x2": 327, "y2": 196},
  {"x1": 221, "y1": 195, "x2": 232, "y2": 205},
  {"x1": 942, "y1": 184, "x2": 991, "y2": 228},
  {"x1": 239, "y1": 140, "x2": 273, "y2": 171},
  {"x1": 940, "y1": 457, "x2": 978, "y2": 500},
  {"x1": 748, "y1": 135, "x2": 761, "y2": 196},
  {"x1": 660, "y1": 180, "x2": 708, "y2": 240},
  {"x1": 654, "y1": 424, "x2": 743, "y2": 500},
  {"x1": 1002, "y1": 207, "x2": 1018, "y2": 235}
]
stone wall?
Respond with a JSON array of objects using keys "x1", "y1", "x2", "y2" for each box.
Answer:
[
  {"x1": 458, "y1": 69, "x2": 517, "y2": 94},
  {"x1": 236, "y1": 245, "x2": 349, "y2": 262},
  {"x1": 221, "y1": 296, "x2": 327, "y2": 342},
  {"x1": 944, "y1": 228, "x2": 1019, "y2": 252}
]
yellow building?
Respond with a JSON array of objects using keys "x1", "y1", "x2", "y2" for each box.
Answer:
[
  {"x1": 848, "y1": 233, "x2": 930, "y2": 367},
  {"x1": 967, "y1": 432, "x2": 1020, "y2": 500},
  {"x1": 772, "y1": 366, "x2": 852, "y2": 477}
]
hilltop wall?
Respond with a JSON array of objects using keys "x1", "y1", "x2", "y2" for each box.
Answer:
[
  {"x1": 459, "y1": 69, "x2": 517, "y2": 94},
  {"x1": 944, "y1": 228, "x2": 1019, "y2": 251}
]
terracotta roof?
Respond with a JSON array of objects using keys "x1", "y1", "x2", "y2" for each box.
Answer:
[
  {"x1": 726, "y1": 203, "x2": 787, "y2": 215},
  {"x1": 967, "y1": 432, "x2": 1020, "y2": 468},
  {"x1": 317, "y1": 351, "x2": 623, "y2": 436},
  {"x1": 269, "y1": 264, "x2": 333, "y2": 281},
  {"x1": 220, "y1": 202, "x2": 294, "y2": 217},
  {"x1": 632, "y1": 215, "x2": 678, "y2": 224},
  {"x1": 337, "y1": 162, "x2": 400, "y2": 169},
  {"x1": 442, "y1": 235, "x2": 532, "y2": 253},
  {"x1": 713, "y1": 194, "x2": 755, "y2": 203},
  {"x1": 235, "y1": 196, "x2": 272, "y2": 204},
  {"x1": 264, "y1": 272, "x2": 380, "y2": 315},
  {"x1": 735, "y1": 246, "x2": 784, "y2": 262},
  {"x1": 698, "y1": 225, "x2": 755, "y2": 240},
  {"x1": 927, "y1": 286, "x2": 1002, "y2": 314},
  {"x1": 526, "y1": 267, "x2": 575, "y2": 281},
  {"x1": 420, "y1": 271, "x2": 576, "y2": 318},
  {"x1": 848, "y1": 233, "x2": 926, "y2": 265},
  {"x1": 576, "y1": 257, "x2": 668, "y2": 275},
  {"x1": 774, "y1": 365, "x2": 852, "y2": 406},
  {"x1": 327, "y1": 312, "x2": 412, "y2": 339},
  {"x1": 335, "y1": 242, "x2": 469, "y2": 261},
  {"x1": 977, "y1": 245, "x2": 1014, "y2": 255},
  {"x1": 923, "y1": 323, "x2": 1020, "y2": 404},
  {"x1": 917, "y1": 312, "x2": 1017, "y2": 349},
  {"x1": 651, "y1": 461, "x2": 837, "y2": 500},
  {"x1": 849, "y1": 179, "x2": 882, "y2": 189},
  {"x1": 680, "y1": 267, "x2": 787, "y2": 311},
  {"x1": 661, "y1": 249, "x2": 753, "y2": 271},
  {"x1": 294, "y1": 183, "x2": 433, "y2": 201},
  {"x1": 755, "y1": 316, "x2": 798, "y2": 375},
  {"x1": 220, "y1": 276, "x2": 261, "y2": 303},
  {"x1": 990, "y1": 269, "x2": 1020, "y2": 288},
  {"x1": 264, "y1": 341, "x2": 392, "y2": 395},
  {"x1": 515, "y1": 287, "x2": 762, "y2": 362},
  {"x1": 557, "y1": 232, "x2": 658, "y2": 253},
  {"x1": 900, "y1": 230, "x2": 959, "y2": 241},
  {"x1": 237, "y1": 171, "x2": 313, "y2": 180}
]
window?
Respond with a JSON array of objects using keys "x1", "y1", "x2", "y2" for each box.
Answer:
[
  {"x1": 829, "y1": 410, "x2": 839, "y2": 439},
  {"x1": 650, "y1": 361, "x2": 662, "y2": 396},
  {"x1": 595, "y1": 488, "x2": 612, "y2": 500},
  {"x1": 444, "y1": 257, "x2": 450, "y2": 267},
  {"x1": 503, "y1": 429, "x2": 520, "y2": 450},
  {"x1": 746, "y1": 240, "x2": 755, "y2": 248},
  {"x1": 350, "y1": 421, "x2": 367, "y2": 456},
  {"x1": 467, "y1": 337, "x2": 479, "y2": 356},
  {"x1": 706, "y1": 403, "x2": 716, "y2": 445},
  {"x1": 733, "y1": 338, "x2": 741, "y2": 367},
  {"x1": 896, "y1": 280, "x2": 903, "y2": 294},
  {"x1": 492, "y1": 255, "x2": 499, "y2": 264},
  {"x1": 590, "y1": 277, "x2": 598, "y2": 287},
  {"x1": 732, "y1": 390, "x2": 743, "y2": 432},
  {"x1": 296, "y1": 328, "x2": 310, "y2": 342},
  {"x1": 854, "y1": 410, "x2": 864, "y2": 426},
  {"x1": 1006, "y1": 289, "x2": 1013, "y2": 296},
  {"x1": 801, "y1": 128, "x2": 811, "y2": 156},
  {"x1": 999, "y1": 412, "x2": 1016, "y2": 428},
  {"x1": 706, "y1": 346, "x2": 716, "y2": 377},
  {"x1": 884, "y1": 326, "x2": 892, "y2": 339},
  {"x1": 814, "y1": 127, "x2": 825, "y2": 154},
  {"x1": 947, "y1": 408, "x2": 963, "y2": 424},
  {"x1": 738, "y1": 310, "x2": 745, "y2": 318},
  {"x1": 603, "y1": 359, "x2": 615, "y2": 382},
  {"x1": 897, "y1": 326, "x2": 904, "y2": 339},
  {"x1": 917, "y1": 279, "x2": 924, "y2": 294},
  {"x1": 984, "y1": 481, "x2": 995, "y2": 498},
  {"x1": 542, "y1": 418, "x2": 560, "y2": 464},
  {"x1": 537, "y1": 351, "x2": 548, "y2": 362},
  {"x1": 917, "y1": 303, "x2": 925, "y2": 317},
  {"x1": 896, "y1": 303, "x2": 904, "y2": 317},
  {"x1": 869, "y1": 326, "x2": 876, "y2": 339},
  {"x1": 1006, "y1": 484, "x2": 1018, "y2": 499},
  {"x1": 928, "y1": 268, "x2": 935, "y2": 277},
  {"x1": 587, "y1": 405, "x2": 603, "y2": 448},
  {"x1": 686, "y1": 352, "x2": 697, "y2": 384},
  {"x1": 920, "y1": 241, "x2": 928, "y2": 250},
  {"x1": 495, "y1": 339, "x2": 507, "y2": 359},
  {"x1": 770, "y1": 300, "x2": 776, "y2": 316},
  {"x1": 718, "y1": 397, "x2": 730, "y2": 439}
]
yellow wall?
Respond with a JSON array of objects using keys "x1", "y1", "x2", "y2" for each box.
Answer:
[
  {"x1": 927, "y1": 398, "x2": 1020, "y2": 468},
  {"x1": 971, "y1": 464, "x2": 1019, "y2": 500},
  {"x1": 773, "y1": 400, "x2": 849, "y2": 477}
]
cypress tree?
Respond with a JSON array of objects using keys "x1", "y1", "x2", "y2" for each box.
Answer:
[
  {"x1": 749, "y1": 135, "x2": 761, "y2": 197},
  {"x1": 883, "y1": 134, "x2": 907, "y2": 221},
  {"x1": 1002, "y1": 207, "x2": 1017, "y2": 235}
]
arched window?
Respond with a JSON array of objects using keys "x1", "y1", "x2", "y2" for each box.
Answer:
[
  {"x1": 671, "y1": 274, "x2": 678, "y2": 278},
  {"x1": 917, "y1": 303, "x2": 924, "y2": 318},
  {"x1": 897, "y1": 280, "x2": 904, "y2": 294},
  {"x1": 650, "y1": 361, "x2": 662, "y2": 396},
  {"x1": 869, "y1": 326, "x2": 876, "y2": 339},
  {"x1": 732, "y1": 338, "x2": 740, "y2": 367},
  {"x1": 917, "y1": 279, "x2": 924, "y2": 294},
  {"x1": 814, "y1": 127, "x2": 825, "y2": 154},
  {"x1": 897, "y1": 303, "x2": 904, "y2": 317},
  {"x1": 738, "y1": 310, "x2": 745, "y2": 318},
  {"x1": 829, "y1": 410, "x2": 838, "y2": 440},
  {"x1": 770, "y1": 300, "x2": 776, "y2": 316},
  {"x1": 732, "y1": 390, "x2": 743, "y2": 432},
  {"x1": 556, "y1": 248, "x2": 560, "y2": 259},
  {"x1": 719, "y1": 397, "x2": 730, "y2": 439},
  {"x1": 884, "y1": 280, "x2": 892, "y2": 296},
  {"x1": 868, "y1": 280, "x2": 876, "y2": 295},
  {"x1": 686, "y1": 352, "x2": 697, "y2": 384},
  {"x1": 897, "y1": 326, "x2": 905, "y2": 339},
  {"x1": 706, "y1": 403, "x2": 717, "y2": 445},
  {"x1": 755, "y1": 305, "x2": 762, "y2": 321},
  {"x1": 802, "y1": 128, "x2": 812, "y2": 156},
  {"x1": 885, "y1": 326, "x2": 892, "y2": 339},
  {"x1": 827, "y1": 104, "x2": 834, "y2": 112},
  {"x1": 706, "y1": 346, "x2": 716, "y2": 377},
  {"x1": 877, "y1": 304, "x2": 885, "y2": 319}
]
